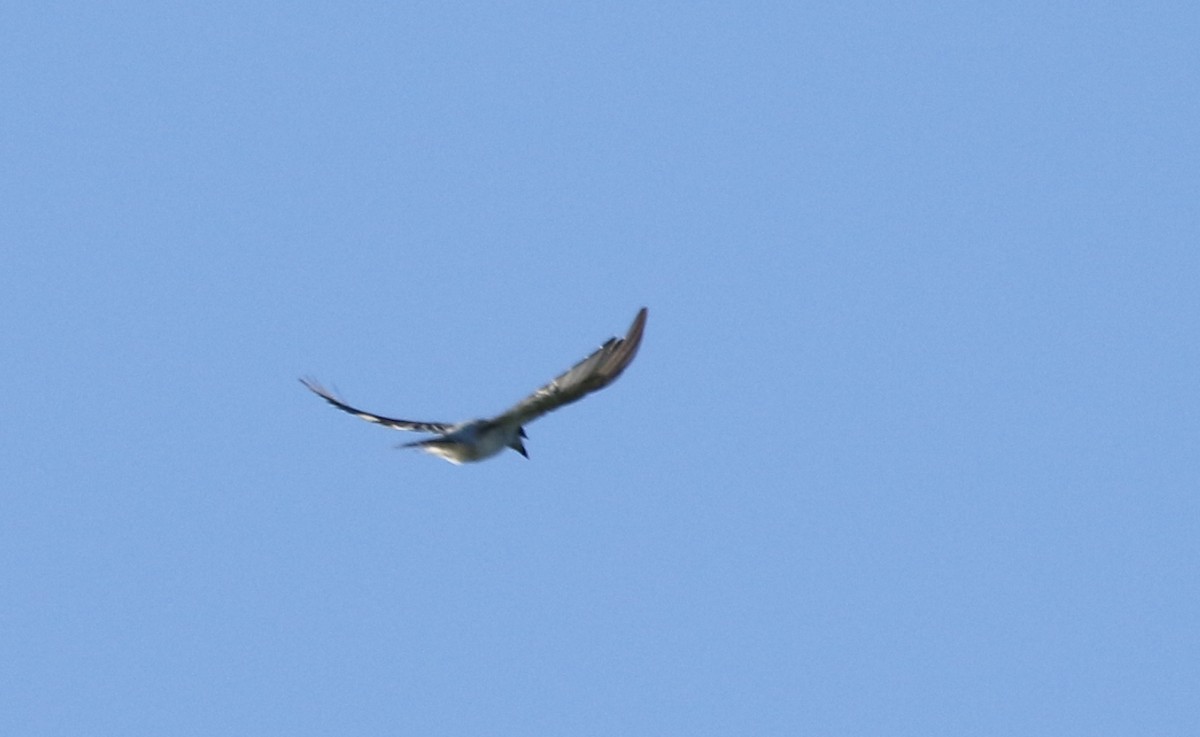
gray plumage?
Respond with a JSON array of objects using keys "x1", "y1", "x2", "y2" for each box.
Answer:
[{"x1": 301, "y1": 307, "x2": 647, "y2": 464}]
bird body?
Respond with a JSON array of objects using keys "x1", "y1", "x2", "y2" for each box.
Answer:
[
  {"x1": 302, "y1": 307, "x2": 646, "y2": 464},
  {"x1": 397, "y1": 420, "x2": 526, "y2": 464}
]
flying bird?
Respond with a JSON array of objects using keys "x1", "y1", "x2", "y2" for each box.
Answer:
[{"x1": 301, "y1": 307, "x2": 647, "y2": 464}]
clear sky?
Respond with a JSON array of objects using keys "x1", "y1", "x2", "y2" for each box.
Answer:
[{"x1": 3, "y1": 2, "x2": 1197, "y2": 735}]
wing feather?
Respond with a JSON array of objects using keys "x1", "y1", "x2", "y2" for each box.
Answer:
[
  {"x1": 299, "y1": 377, "x2": 454, "y2": 434},
  {"x1": 494, "y1": 307, "x2": 647, "y2": 427}
]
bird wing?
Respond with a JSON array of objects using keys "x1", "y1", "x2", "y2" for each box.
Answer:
[
  {"x1": 492, "y1": 307, "x2": 647, "y2": 427},
  {"x1": 299, "y1": 377, "x2": 455, "y2": 434}
]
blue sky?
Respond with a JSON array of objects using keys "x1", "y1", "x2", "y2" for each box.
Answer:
[{"x1": 3, "y1": 2, "x2": 1197, "y2": 735}]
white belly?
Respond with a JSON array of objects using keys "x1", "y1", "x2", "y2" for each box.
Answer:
[{"x1": 419, "y1": 423, "x2": 511, "y2": 464}]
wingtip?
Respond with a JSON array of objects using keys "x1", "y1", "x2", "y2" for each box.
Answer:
[
  {"x1": 299, "y1": 376, "x2": 327, "y2": 396},
  {"x1": 626, "y1": 307, "x2": 648, "y2": 348},
  {"x1": 595, "y1": 306, "x2": 646, "y2": 381},
  {"x1": 299, "y1": 376, "x2": 345, "y2": 405}
]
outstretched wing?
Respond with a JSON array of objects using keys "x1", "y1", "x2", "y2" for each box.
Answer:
[
  {"x1": 299, "y1": 377, "x2": 455, "y2": 434},
  {"x1": 492, "y1": 307, "x2": 647, "y2": 427}
]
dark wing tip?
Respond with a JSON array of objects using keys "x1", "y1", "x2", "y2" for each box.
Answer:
[
  {"x1": 299, "y1": 376, "x2": 355, "y2": 412},
  {"x1": 299, "y1": 376, "x2": 333, "y2": 399},
  {"x1": 594, "y1": 306, "x2": 647, "y2": 381},
  {"x1": 623, "y1": 307, "x2": 648, "y2": 360}
]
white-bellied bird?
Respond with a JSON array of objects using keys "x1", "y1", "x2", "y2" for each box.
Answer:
[{"x1": 301, "y1": 307, "x2": 647, "y2": 464}]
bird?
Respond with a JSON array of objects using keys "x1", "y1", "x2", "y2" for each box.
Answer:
[{"x1": 301, "y1": 307, "x2": 647, "y2": 464}]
